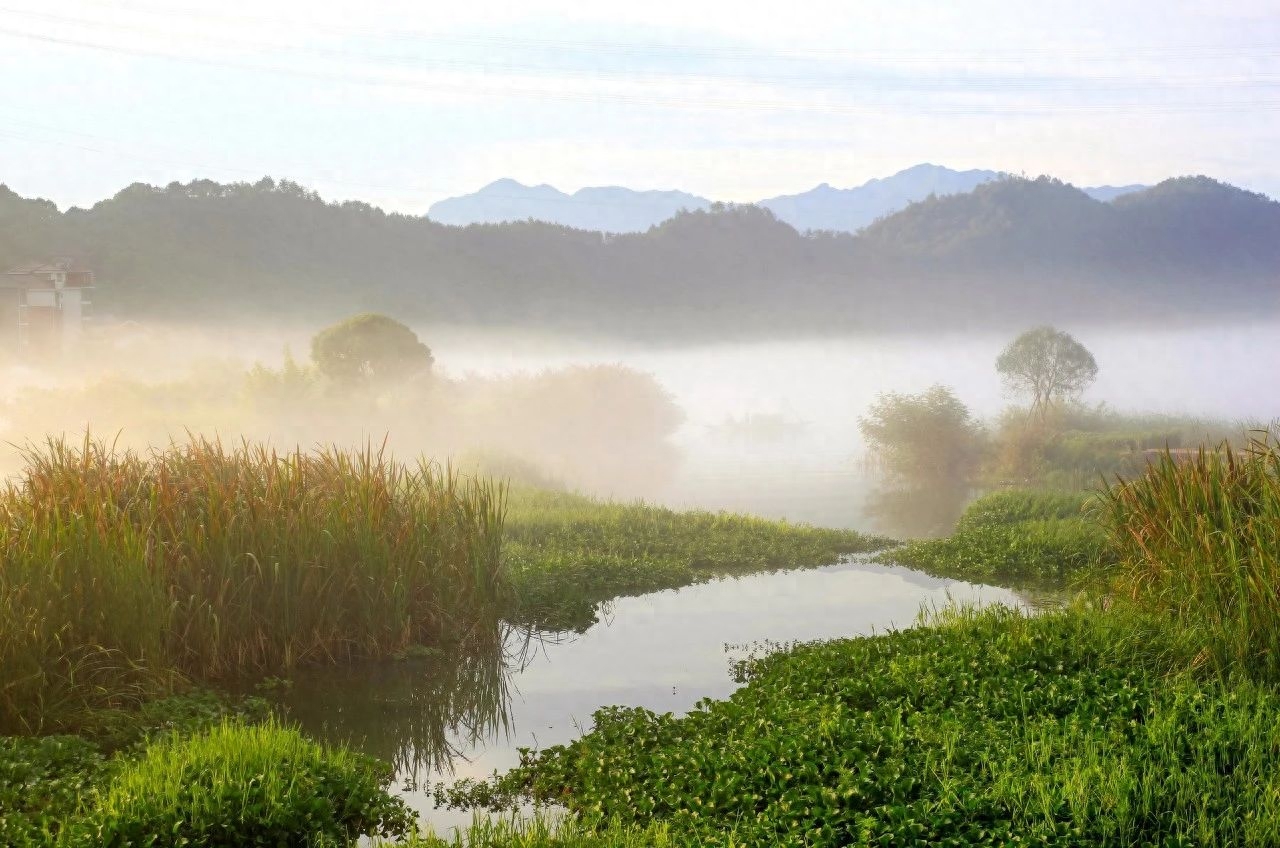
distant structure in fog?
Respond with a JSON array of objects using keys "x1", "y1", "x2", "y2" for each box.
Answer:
[{"x1": 0, "y1": 259, "x2": 94, "y2": 351}]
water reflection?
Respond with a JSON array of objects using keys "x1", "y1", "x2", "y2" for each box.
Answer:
[
  {"x1": 277, "y1": 560, "x2": 1025, "y2": 834},
  {"x1": 275, "y1": 629, "x2": 525, "y2": 779},
  {"x1": 863, "y1": 483, "x2": 976, "y2": 539}
]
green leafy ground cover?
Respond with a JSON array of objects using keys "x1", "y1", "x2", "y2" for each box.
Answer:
[
  {"x1": 882, "y1": 489, "x2": 1110, "y2": 586},
  {"x1": 503, "y1": 488, "x2": 889, "y2": 630},
  {"x1": 447, "y1": 606, "x2": 1280, "y2": 847}
]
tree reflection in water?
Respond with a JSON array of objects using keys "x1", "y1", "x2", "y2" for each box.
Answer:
[
  {"x1": 272, "y1": 624, "x2": 543, "y2": 782},
  {"x1": 863, "y1": 483, "x2": 976, "y2": 540}
]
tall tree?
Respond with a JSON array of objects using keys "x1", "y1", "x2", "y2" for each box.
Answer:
[
  {"x1": 996, "y1": 326, "x2": 1098, "y2": 419},
  {"x1": 310, "y1": 313, "x2": 433, "y2": 385}
]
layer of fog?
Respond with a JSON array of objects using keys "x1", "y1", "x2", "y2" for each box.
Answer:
[{"x1": 0, "y1": 319, "x2": 1274, "y2": 536}]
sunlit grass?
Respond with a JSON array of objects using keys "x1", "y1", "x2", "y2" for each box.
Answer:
[
  {"x1": 1103, "y1": 432, "x2": 1280, "y2": 679},
  {"x1": 0, "y1": 436, "x2": 507, "y2": 733}
]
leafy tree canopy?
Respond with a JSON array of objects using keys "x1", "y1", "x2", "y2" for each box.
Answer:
[
  {"x1": 859, "y1": 385, "x2": 986, "y2": 481},
  {"x1": 310, "y1": 313, "x2": 433, "y2": 385},
  {"x1": 996, "y1": 326, "x2": 1098, "y2": 419}
]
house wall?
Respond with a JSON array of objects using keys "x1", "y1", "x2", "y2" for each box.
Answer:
[
  {"x1": 60, "y1": 288, "x2": 82, "y2": 347},
  {"x1": 0, "y1": 289, "x2": 21, "y2": 349}
]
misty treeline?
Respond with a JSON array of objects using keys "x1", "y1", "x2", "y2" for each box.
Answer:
[
  {"x1": 2, "y1": 174, "x2": 1277, "y2": 337},
  {"x1": 859, "y1": 326, "x2": 1243, "y2": 489},
  {"x1": 0, "y1": 315, "x2": 683, "y2": 495}
]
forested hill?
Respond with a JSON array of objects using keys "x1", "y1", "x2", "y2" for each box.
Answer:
[{"x1": 1, "y1": 175, "x2": 1276, "y2": 338}]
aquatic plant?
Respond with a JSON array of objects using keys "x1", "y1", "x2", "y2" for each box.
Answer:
[
  {"x1": 884, "y1": 489, "x2": 1109, "y2": 585},
  {"x1": 395, "y1": 813, "x2": 676, "y2": 847},
  {"x1": 0, "y1": 691, "x2": 272, "y2": 846},
  {"x1": 449, "y1": 606, "x2": 1280, "y2": 846},
  {"x1": 0, "y1": 436, "x2": 507, "y2": 733},
  {"x1": 1103, "y1": 433, "x2": 1280, "y2": 679}
]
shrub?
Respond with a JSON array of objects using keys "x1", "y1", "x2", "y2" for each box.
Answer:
[{"x1": 859, "y1": 385, "x2": 986, "y2": 481}]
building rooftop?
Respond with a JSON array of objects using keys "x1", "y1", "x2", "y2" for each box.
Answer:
[{"x1": 2, "y1": 259, "x2": 94, "y2": 288}]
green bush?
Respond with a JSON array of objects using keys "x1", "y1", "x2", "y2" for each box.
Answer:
[
  {"x1": 397, "y1": 813, "x2": 675, "y2": 847},
  {"x1": 76, "y1": 718, "x2": 414, "y2": 847}
]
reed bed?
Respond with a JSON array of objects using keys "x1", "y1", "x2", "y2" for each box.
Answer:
[
  {"x1": 1103, "y1": 432, "x2": 1280, "y2": 679},
  {"x1": 0, "y1": 436, "x2": 506, "y2": 734}
]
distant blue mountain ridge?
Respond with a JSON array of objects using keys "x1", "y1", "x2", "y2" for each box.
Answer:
[{"x1": 427, "y1": 164, "x2": 1148, "y2": 234}]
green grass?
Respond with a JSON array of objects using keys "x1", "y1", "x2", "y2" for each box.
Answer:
[
  {"x1": 0, "y1": 435, "x2": 506, "y2": 734},
  {"x1": 883, "y1": 489, "x2": 1110, "y2": 586},
  {"x1": 1103, "y1": 434, "x2": 1280, "y2": 680},
  {"x1": 0, "y1": 691, "x2": 271, "y2": 846},
  {"x1": 77, "y1": 717, "x2": 414, "y2": 847},
  {"x1": 502, "y1": 487, "x2": 889, "y2": 630},
  {"x1": 445, "y1": 605, "x2": 1280, "y2": 847}
]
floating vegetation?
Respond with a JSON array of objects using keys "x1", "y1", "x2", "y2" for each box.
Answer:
[
  {"x1": 883, "y1": 488, "x2": 1110, "y2": 587},
  {"x1": 446, "y1": 606, "x2": 1280, "y2": 847}
]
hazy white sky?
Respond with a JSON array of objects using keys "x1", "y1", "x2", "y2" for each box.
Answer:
[{"x1": 2, "y1": 0, "x2": 1278, "y2": 212}]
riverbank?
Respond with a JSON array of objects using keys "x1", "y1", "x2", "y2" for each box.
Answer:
[
  {"x1": 430, "y1": 438, "x2": 1280, "y2": 847},
  {"x1": 0, "y1": 437, "x2": 890, "y2": 845}
]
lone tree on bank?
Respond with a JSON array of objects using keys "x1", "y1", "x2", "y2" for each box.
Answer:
[
  {"x1": 996, "y1": 326, "x2": 1097, "y2": 420},
  {"x1": 311, "y1": 313, "x2": 434, "y2": 385}
]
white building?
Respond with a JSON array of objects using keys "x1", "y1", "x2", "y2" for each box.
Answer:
[{"x1": 1, "y1": 259, "x2": 94, "y2": 352}]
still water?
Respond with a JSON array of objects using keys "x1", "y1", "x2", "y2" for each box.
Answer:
[{"x1": 280, "y1": 557, "x2": 1025, "y2": 834}]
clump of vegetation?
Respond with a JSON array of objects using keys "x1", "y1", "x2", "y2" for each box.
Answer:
[
  {"x1": 394, "y1": 814, "x2": 676, "y2": 847},
  {"x1": 78, "y1": 717, "x2": 415, "y2": 847},
  {"x1": 987, "y1": 403, "x2": 1237, "y2": 488},
  {"x1": 310, "y1": 312, "x2": 435, "y2": 386},
  {"x1": 858, "y1": 385, "x2": 986, "y2": 481},
  {"x1": 504, "y1": 488, "x2": 889, "y2": 630},
  {"x1": 0, "y1": 691, "x2": 271, "y2": 846},
  {"x1": 883, "y1": 489, "x2": 1109, "y2": 585},
  {"x1": 0, "y1": 734, "x2": 106, "y2": 846},
  {"x1": 445, "y1": 606, "x2": 1280, "y2": 847},
  {"x1": 1104, "y1": 433, "x2": 1280, "y2": 679},
  {"x1": 0, "y1": 436, "x2": 506, "y2": 733}
]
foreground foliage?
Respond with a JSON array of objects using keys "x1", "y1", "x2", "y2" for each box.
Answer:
[
  {"x1": 0, "y1": 437, "x2": 506, "y2": 734},
  {"x1": 0, "y1": 692, "x2": 269, "y2": 846},
  {"x1": 1104, "y1": 435, "x2": 1280, "y2": 679},
  {"x1": 883, "y1": 489, "x2": 1109, "y2": 586},
  {"x1": 396, "y1": 814, "x2": 676, "y2": 847},
  {"x1": 451, "y1": 607, "x2": 1280, "y2": 847},
  {"x1": 503, "y1": 488, "x2": 888, "y2": 630},
  {"x1": 80, "y1": 718, "x2": 414, "y2": 847}
]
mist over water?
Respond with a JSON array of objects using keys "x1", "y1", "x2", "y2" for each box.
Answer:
[
  {"x1": 0, "y1": 318, "x2": 1273, "y2": 536},
  {"x1": 428, "y1": 320, "x2": 1280, "y2": 532}
]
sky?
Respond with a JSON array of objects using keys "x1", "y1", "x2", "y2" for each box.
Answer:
[{"x1": 2, "y1": 0, "x2": 1278, "y2": 213}]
